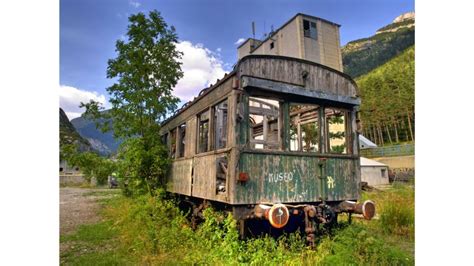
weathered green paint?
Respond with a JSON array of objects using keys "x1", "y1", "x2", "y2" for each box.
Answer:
[{"x1": 235, "y1": 152, "x2": 358, "y2": 204}]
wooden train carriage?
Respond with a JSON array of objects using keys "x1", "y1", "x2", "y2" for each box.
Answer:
[{"x1": 159, "y1": 55, "x2": 374, "y2": 239}]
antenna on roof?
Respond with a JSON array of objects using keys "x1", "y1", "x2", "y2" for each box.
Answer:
[{"x1": 252, "y1": 21, "x2": 255, "y2": 39}]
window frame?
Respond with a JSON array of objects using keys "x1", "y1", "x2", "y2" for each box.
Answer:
[
  {"x1": 177, "y1": 123, "x2": 186, "y2": 158},
  {"x1": 248, "y1": 96, "x2": 282, "y2": 150},
  {"x1": 197, "y1": 109, "x2": 211, "y2": 154},
  {"x1": 324, "y1": 107, "x2": 351, "y2": 155},
  {"x1": 288, "y1": 103, "x2": 321, "y2": 153},
  {"x1": 213, "y1": 99, "x2": 228, "y2": 150},
  {"x1": 303, "y1": 19, "x2": 317, "y2": 40}
]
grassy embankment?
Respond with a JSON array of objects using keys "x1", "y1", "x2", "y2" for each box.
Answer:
[{"x1": 60, "y1": 184, "x2": 414, "y2": 265}]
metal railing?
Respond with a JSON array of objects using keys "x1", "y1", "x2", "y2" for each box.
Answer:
[{"x1": 360, "y1": 143, "x2": 414, "y2": 158}]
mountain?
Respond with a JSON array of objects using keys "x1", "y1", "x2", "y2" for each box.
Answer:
[
  {"x1": 59, "y1": 108, "x2": 92, "y2": 152},
  {"x1": 71, "y1": 112, "x2": 121, "y2": 155},
  {"x1": 342, "y1": 12, "x2": 415, "y2": 78}
]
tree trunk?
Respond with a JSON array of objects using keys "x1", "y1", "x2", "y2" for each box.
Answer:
[
  {"x1": 406, "y1": 111, "x2": 414, "y2": 142},
  {"x1": 385, "y1": 123, "x2": 393, "y2": 144},
  {"x1": 377, "y1": 124, "x2": 384, "y2": 146},
  {"x1": 393, "y1": 120, "x2": 399, "y2": 143},
  {"x1": 372, "y1": 125, "x2": 378, "y2": 145}
]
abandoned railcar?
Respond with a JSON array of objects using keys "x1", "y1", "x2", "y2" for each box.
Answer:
[{"x1": 159, "y1": 54, "x2": 375, "y2": 244}]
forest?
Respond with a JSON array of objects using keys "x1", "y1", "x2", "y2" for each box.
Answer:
[{"x1": 357, "y1": 46, "x2": 415, "y2": 146}]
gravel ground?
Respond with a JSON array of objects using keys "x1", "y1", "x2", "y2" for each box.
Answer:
[{"x1": 60, "y1": 187, "x2": 117, "y2": 235}]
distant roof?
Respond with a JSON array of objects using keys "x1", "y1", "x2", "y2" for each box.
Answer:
[
  {"x1": 359, "y1": 135, "x2": 377, "y2": 149},
  {"x1": 360, "y1": 157, "x2": 387, "y2": 167}
]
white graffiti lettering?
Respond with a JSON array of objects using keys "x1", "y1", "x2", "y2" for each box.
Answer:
[
  {"x1": 327, "y1": 176, "x2": 335, "y2": 189},
  {"x1": 268, "y1": 172, "x2": 294, "y2": 183}
]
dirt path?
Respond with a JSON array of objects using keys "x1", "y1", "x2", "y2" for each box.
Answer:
[{"x1": 60, "y1": 187, "x2": 118, "y2": 235}]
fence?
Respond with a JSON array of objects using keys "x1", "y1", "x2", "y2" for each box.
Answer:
[{"x1": 360, "y1": 143, "x2": 414, "y2": 158}]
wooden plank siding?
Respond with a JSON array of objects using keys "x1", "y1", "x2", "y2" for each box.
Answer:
[
  {"x1": 192, "y1": 152, "x2": 229, "y2": 202},
  {"x1": 185, "y1": 117, "x2": 197, "y2": 157},
  {"x1": 238, "y1": 55, "x2": 359, "y2": 99},
  {"x1": 168, "y1": 159, "x2": 193, "y2": 196}
]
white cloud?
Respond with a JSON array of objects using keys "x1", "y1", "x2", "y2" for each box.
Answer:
[
  {"x1": 129, "y1": 0, "x2": 141, "y2": 8},
  {"x1": 173, "y1": 41, "x2": 227, "y2": 101},
  {"x1": 59, "y1": 85, "x2": 109, "y2": 120},
  {"x1": 234, "y1": 38, "x2": 246, "y2": 45},
  {"x1": 216, "y1": 47, "x2": 222, "y2": 53}
]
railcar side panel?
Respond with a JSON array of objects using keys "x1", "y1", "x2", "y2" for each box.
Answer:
[
  {"x1": 234, "y1": 153, "x2": 358, "y2": 204},
  {"x1": 192, "y1": 152, "x2": 229, "y2": 202}
]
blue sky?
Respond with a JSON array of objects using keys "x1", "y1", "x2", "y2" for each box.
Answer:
[{"x1": 60, "y1": 0, "x2": 414, "y2": 119}]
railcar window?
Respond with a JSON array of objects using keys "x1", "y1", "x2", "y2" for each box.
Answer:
[
  {"x1": 170, "y1": 128, "x2": 177, "y2": 158},
  {"x1": 178, "y1": 123, "x2": 186, "y2": 158},
  {"x1": 198, "y1": 111, "x2": 210, "y2": 153},
  {"x1": 325, "y1": 108, "x2": 348, "y2": 154},
  {"x1": 249, "y1": 97, "x2": 280, "y2": 150},
  {"x1": 289, "y1": 104, "x2": 320, "y2": 152},
  {"x1": 214, "y1": 100, "x2": 228, "y2": 150}
]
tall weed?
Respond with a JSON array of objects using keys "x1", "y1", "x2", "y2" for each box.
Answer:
[{"x1": 363, "y1": 184, "x2": 415, "y2": 237}]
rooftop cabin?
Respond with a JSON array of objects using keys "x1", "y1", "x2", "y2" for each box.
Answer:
[{"x1": 237, "y1": 13, "x2": 344, "y2": 72}]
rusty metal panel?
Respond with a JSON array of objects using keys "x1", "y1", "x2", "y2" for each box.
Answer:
[
  {"x1": 234, "y1": 152, "x2": 358, "y2": 204},
  {"x1": 167, "y1": 159, "x2": 193, "y2": 196}
]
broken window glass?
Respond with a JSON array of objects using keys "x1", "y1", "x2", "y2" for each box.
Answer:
[
  {"x1": 198, "y1": 111, "x2": 210, "y2": 153},
  {"x1": 249, "y1": 97, "x2": 280, "y2": 150},
  {"x1": 325, "y1": 108, "x2": 348, "y2": 154},
  {"x1": 214, "y1": 100, "x2": 228, "y2": 150},
  {"x1": 289, "y1": 104, "x2": 320, "y2": 152},
  {"x1": 178, "y1": 123, "x2": 186, "y2": 158}
]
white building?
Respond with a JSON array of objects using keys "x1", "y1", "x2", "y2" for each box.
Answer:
[{"x1": 360, "y1": 157, "x2": 389, "y2": 187}]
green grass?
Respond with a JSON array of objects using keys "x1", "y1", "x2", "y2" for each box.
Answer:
[
  {"x1": 60, "y1": 221, "x2": 135, "y2": 265},
  {"x1": 61, "y1": 185, "x2": 415, "y2": 265}
]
